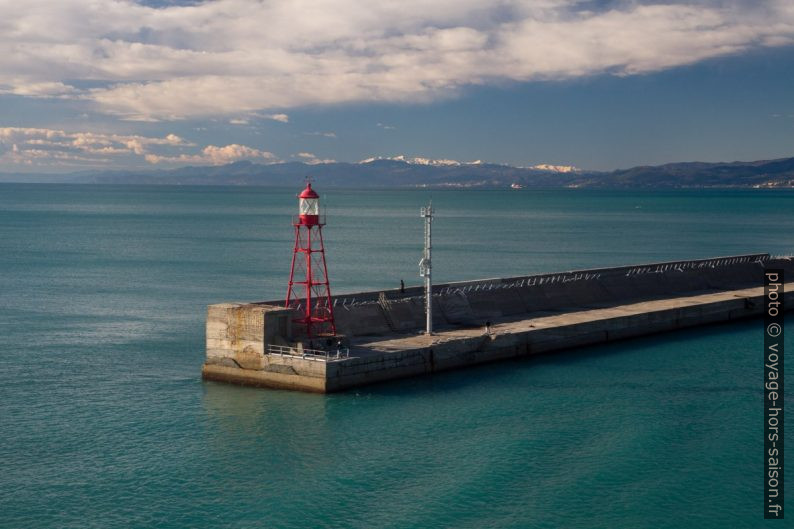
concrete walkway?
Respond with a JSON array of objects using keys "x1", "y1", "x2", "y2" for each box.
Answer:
[{"x1": 352, "y1": 283, "x2": 791, "y2": 356}]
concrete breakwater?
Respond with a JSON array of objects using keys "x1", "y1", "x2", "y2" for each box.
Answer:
[{"x1": 202, "y1": 254, "x2": 793, "y2": 392}]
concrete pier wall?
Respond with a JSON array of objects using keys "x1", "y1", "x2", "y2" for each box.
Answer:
[
  {"x1": 322, "y1": 285, "x2": 793, "y2": 391},
  {"x1": 202, "y1": 254, "x2": 794, "y2": 392},
  {"x1": 296, "y1": 254, "x2": 781, "y2": 338}
]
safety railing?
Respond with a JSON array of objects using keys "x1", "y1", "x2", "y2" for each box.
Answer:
[
  {"x1": 320, "y1": 254, "x2": 771, "y2": 308},
  {"x1": 266, "y1": 343, "x2": 350, "y2": 361},
  {"x1": 261, "y1": 253, "x2": 772, "y2": 309}
]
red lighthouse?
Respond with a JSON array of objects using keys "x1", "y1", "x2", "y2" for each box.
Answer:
[{"x1": 285, "y1": 182, "x2": 336, "y2": 337}]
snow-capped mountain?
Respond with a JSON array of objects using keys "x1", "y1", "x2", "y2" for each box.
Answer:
[
  {"x1": 528, "y1": 164, "x2": 580, "y2": 173},
  {"x1": 358, "y1": 155, "x2": 579, "y2": 172},
  {"x1": 8, "y1": 155, "x2": 794, "y2": 188},
  {"x1": 359, "y1": 155, "x2": 478, "y2": 167}
]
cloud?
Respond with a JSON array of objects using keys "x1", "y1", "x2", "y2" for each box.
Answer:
[
  {"x1": 230, "y1": 113, "x2": 288, "y2": 125},
  {"x1": 304, "y1": 131, "x2": 337, "y2": 138},
  {"x1": 0, "y1": 127, "x2": 192, "y2": 165},
  {"x1": 377, "y1": 122, "x2": 396, "y2": 130},
  {"x1": 1, "y1": 1, "x2": 793, "y2": 119},
  {"x1": 252, "y1": 113, "x2": 289, "y2": 123},
  {"x1": 1, "y1": 80, "x2": 79, "y2": 97},
  {"x1": 296, "y1": 151, "x2": 336, "y2": 165},
  {"x1": 145, "y1": 143, "x2": 278, "y2": 164},
  {"x1": 0, "y1": 127, "x2": 274, "y2": 167}
]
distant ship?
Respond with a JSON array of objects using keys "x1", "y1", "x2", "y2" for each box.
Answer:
[{"x1": 510, "y1": 183, "x2": 524, "y2": 189}]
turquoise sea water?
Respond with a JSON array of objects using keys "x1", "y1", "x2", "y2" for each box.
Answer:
[{"x1": 0, "y1": 184, "x2": 792, "y2": 528}]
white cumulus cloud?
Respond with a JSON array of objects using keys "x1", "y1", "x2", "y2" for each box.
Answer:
[
  {"x1": 0, "y1": 127, "x2": 192, "y2": 165},
  {"x1": 296, "y1": 151, "x2": 336, "y2": 165},
  {"x1": 253, "y1": 113, "x2": 289, "y2": 123},
  {"x1": 0, "y1": 1, "x2": 792, "y2": 120},
  {"x1": 304, "y1": 131, "x2": 337, "y2": 138},
  {"x1": 145, "y1": 144, "x2": 278, "y2": 165},
  {"x1": 0, "y1": 127, "x2": 275, "y2": 167}
]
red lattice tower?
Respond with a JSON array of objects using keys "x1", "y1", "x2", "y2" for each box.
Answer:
[{"x1": 285, "y1": 183, "x2": 336, "y2": 337}]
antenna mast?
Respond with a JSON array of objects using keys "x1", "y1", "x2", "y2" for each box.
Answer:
[{"x1": 419, "y1": 202, "x2": 434, "y2": 335}]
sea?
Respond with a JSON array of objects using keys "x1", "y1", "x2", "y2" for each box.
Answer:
[{"x1": 0, "y1": 184, "x2": 791, "y2": 529}]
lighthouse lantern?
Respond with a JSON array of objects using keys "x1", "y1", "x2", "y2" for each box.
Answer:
[{"x1": 298, "y1": 183, "x2": 320, "y2": 225}]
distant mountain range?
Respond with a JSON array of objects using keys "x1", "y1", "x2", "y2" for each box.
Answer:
[{"x1": 2, "y1": 155, "x2": 794, "y2": 188}]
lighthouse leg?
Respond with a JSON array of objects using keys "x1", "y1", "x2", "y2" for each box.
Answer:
[
  {"x1": 316, "y1": 226, "x2": 336, "y2": 335},
  {"x1": 285, "y1": 225, "x2": 300, "y2": 305}
]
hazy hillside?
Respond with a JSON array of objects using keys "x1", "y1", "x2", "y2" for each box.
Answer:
[{"x1": 2, "y1": 156, "x2": 794, "y2": 188}]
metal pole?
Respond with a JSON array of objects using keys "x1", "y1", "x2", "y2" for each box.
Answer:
[{"x1": 419, "y1": 202, "x2": 433, "y2": 335}]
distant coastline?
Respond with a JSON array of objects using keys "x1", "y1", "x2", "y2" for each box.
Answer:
[{"x1": 2, "y1": 155, "x2": 794, "y2": 189}]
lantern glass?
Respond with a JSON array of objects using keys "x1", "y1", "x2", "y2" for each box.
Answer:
[{"x1": 300, "y1": 198, "x2": 319, "y2": 215}]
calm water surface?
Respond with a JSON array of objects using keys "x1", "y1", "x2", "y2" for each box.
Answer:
[{"x1": 0, "y1": 184, "x2": 792, "y2": 528}]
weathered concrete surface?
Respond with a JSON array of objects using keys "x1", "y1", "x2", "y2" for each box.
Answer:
[
  {"x1": 203, "y1": 282, "x2": 793, "y2": 393},
  {"x1": 202, "y1": 363, "x2": 327, "y2": 393},
  {"x1": 322, "y1": 282, "x2": 793, "y2": 391},
  {"x1": 202, "y1": 254, "x2": 794, "y2": 392},
  {"x1": 314, "y1": 254, "x2": 779, "y2": 338},
  {"x1": 202, "y1": 350, "x2": 329, "y2": 392},
  {"x1": 205, "y1": 303, "x2": 292, "y2": 369}
]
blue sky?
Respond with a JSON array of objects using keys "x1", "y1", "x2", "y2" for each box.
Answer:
[{"x1": 1, "y1": 0, "x2": 793, "y2": 172}]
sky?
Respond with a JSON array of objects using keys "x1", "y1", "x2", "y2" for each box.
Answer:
[{"x1": 1, "y1": 0, "x2": 793, "y2": 173}]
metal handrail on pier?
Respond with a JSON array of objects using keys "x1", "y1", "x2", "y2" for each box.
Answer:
[{"x1": 266, "y1": 343, "x2": 350, "y2": 361}]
